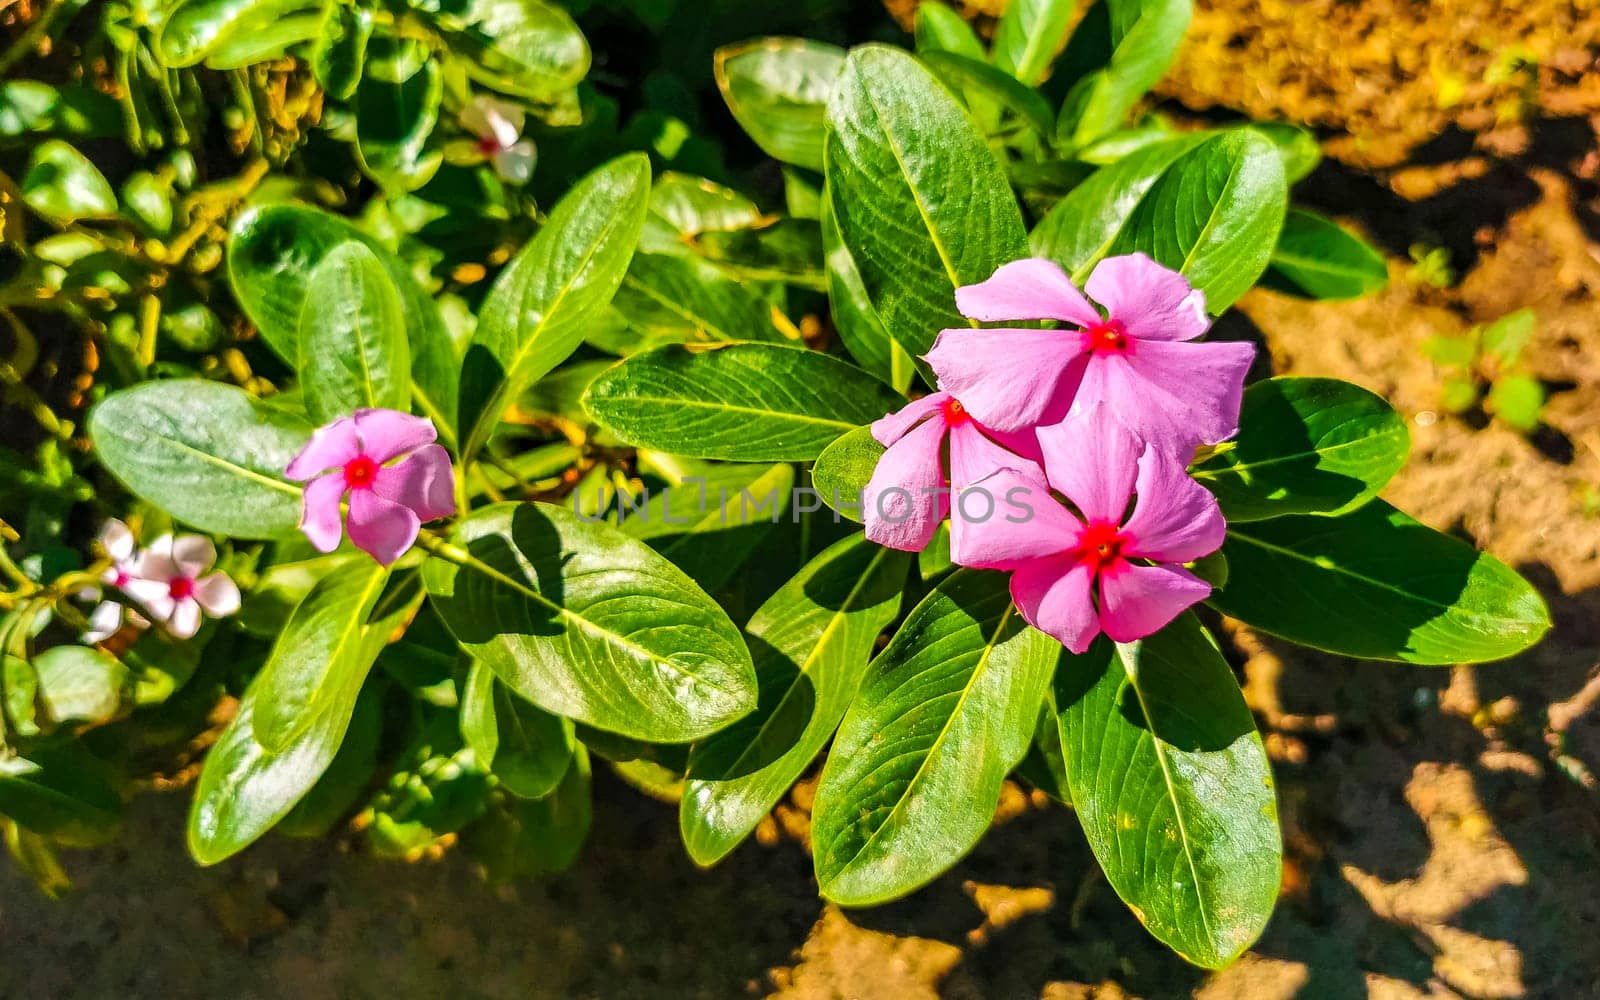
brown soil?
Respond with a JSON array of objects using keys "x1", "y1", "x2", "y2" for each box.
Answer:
[{"x1": 6, "y1": 3, "x2": 1600, "y2": 999}]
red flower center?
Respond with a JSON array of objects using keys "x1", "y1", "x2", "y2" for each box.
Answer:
[
  {"x1": 168, "y1": 577, "x2": 195, "y2": 600},
  {"x1": 476, "y1": 134, "x2": 503, "y2": 155},
  {"x1": 942, "y1": 397, "x2": 971, "y2": 426},
  {"x1": 344, "y1": 454, "x2": 379, "y2": 490},
  {"x1": 113, "y1": 570, "x2": 130, "y2": 588},
  {"x1": 1087, "y1": 319, "x2": 1130, "y2": 355},
  {"x1": 1076, "y1": 520, "x2": 1127, "y2": 573}
]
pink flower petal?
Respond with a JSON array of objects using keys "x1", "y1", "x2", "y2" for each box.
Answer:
[
  {"x1": 300, "y1": 473, "x2": 348, "y2": 554},
  {"x1": 954, "y1": 258, "x2": 1102, "y2": 326},
  {"x1": 374, "y1": 444, "x2": 456, "y2": 523},
  {"x1": 863, "y1": 416, "x2": 949, "y2": 552},
  {"x1": 286, "y1": 416, "x2": 361, "y2": 480},
  {"x1": 949, "y1": 468, "x2": 1078, "y2": 570},
  {"x1": 1070, "y1": 339, "x2": 1252, "y2": 456},
  {"x1": 82, "y1": 601, "x2": 124, "y2": 644},
  {"x1": 132, "y1": 535, "x2": 179, "y2": 583},
  {"x1": 925, "y1": 328, "x2": 1088, "y2": 432},
  {"x1": 124, "y1": 580, "x2": 175, "y2": 622},
  {"x1": 1121, "y1": 449, "x2": 1226, "y2": 564},
  {"x1": 352, "y1": 408, "x2": 437, "y2": 463},
  {"x1": 870, "y1": 393, "x2": 947, "y2": 447},
  {"x1": 1096, "y1": 562, "x2": 1210, "y2": 643},
  {"x1": 171, "y1": 534, "x2": 216, "y2": 578},
  {"x1": 1035, "y1": 404, "x2": 1141, "y2": 524},
  {"x1": 167, "y1": 599, "x2": 202, "y2": 640},
  {"x1": 1084, "y1": 253, "x2": 1209, "y2": 342},
  {"x1": 947, "y1": 420, "x2": 1043, "y2": 489},
  {"x1": 494, "y1": 141, "x2": 536, "y2": 183},
  {"x1": 98, "y1": 519, "x2": 135, "y2": 563},
  {"x1": 1010, "y1": 555, "x2": 1100, "y2": 654},
  {"x1": 193, "y1": 572, "x2": 241, "y2": 617},
  {"x1": 347, "y1": 486, "x2": 422, "y2": 566}
]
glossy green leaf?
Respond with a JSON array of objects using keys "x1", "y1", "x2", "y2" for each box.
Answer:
[
  {"x1": 0, "y1": 744, "x2": 121, "y2": 846},
  {"x1": 461, "y1": 661, "x2": 575, "y2": 799},
  {"x1": 1057, "y1": 0, "x2": 1192, "y2": 147},
  {"x1": 1193, "y1": 377, "x2": 1409, "y2": 521},
  {"x1": 422, "y1": 502, "x2": 756, "y2": 742},
  {"x1": 914, "y1": 1, "x2": 985, "y2": 60},
  {"x1": 158, "y1": 0, "x2": 314, "y2": 66},
  {"x1": 22, "y1": 140, "x2": 116, "y2": 224},
  {"x1": 1251, "y1": 122, "x2": 1321, "y2": 183},
  {"x1": 1032, "y1": 129, "x2": 1286, "y2": 313},
  {"x1": 1262, "y1": 209, "x2": 1388, "y2": 300},
  {"x1": 228, "y1": 203, "x2": 459, "y2": 444},
  {"x1": 470, "y1": 747, "x2": 592, "y2": 878},
  {"x1": 715, "y1": 37, "x2": 844, "y2": 171},
  {"x1": 1211, "y1": 500, "x2": 1551, "y2": 664},
  {"x1": 355, "y1": 41, "x2": 444, "y2": 193},
  {"x1": 188, "y1": 574, "x2": 417, "y2": 864},
  {"x1": 459, "y1": 152, "x2": 651, "y2": 462},
  {"x1": 812, "y1": 569, "x2": 1057, "y2": 905},
  {"x1": 921, "y1": 50, "x2": 1054, "y2": 139},
  {"x1": 681, "y1": 535, "x2": 908, "y2": 865},
  {"x1": 612, "y1": 253, "x2": 790, "y2": 347},
  {"x1": 252, "y1": 560, "x2": 391, "y2": 753},
  {"x1": 811, "y1": 424, "x2": 883, "y2": 524},
  {"x1": 825, "y1": 45, "x2": 1028, "y2": 368},
  {"x1": 428, "y1": 0, "x2": 590, "y2": 100},
  {"x1": 90, "y1": 380, "x2": 310, "y2": 539},
  {"x1": 276, "y1": 684, "x2": 384, "y2": 839},
  {"x1": 582, "y1": 342, "x2": 902, "y2": 462},
  {"x1": 1054, "y1": 617, "x2": 1280, "y2": 968},
  {"x1": 993, "y1": 0, "x2": 1077, "y2": 86},
  {"x1": 202, "y1": 9, "x2": 322, "y2": 68},
  {"x1": 32, "y1": 646, "x2": 129, "y2": 725},
  {"x1": 312, "y1": 1, "x2": 373, "y2": 101},
  {"x1": 615, "y1": 462, "x2": 795, "y2": 592},
  {"x1": 640, "y1": 172, "x2": 763, "y2": 254},
  {"x1": 299, "y1": 241, "x2": 411, "y2": 423},
  {"x1": 821, "y1": 192, "x2": 912, "y2": 392}
]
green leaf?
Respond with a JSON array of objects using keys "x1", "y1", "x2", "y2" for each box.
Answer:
[
  {"x1": 158, "y1": 0, "x2": 316, "y2": 66},
  {"x1": 187, "y1": 574, "x2": 417, "y2": 864},
  {"x1": 821, "y1": 193, "x2": 912, "y2": 392},
  {"x1": 921, "y1": 50, "x2": 1054, "y2": 139},
  {"x1": 1032, "y1": 128, "x2": 1288, "y2": 313},
  {"x1": 811, "y1": 424, "x2": 883, "y2": 524},
  {"x1": 615, "y1": 462, "x2": 795, "y2": 593},
  {"x1": 1488, "y1": 374, "x2": 1544, "y2": 432},
  {"x1": 201, "y1": 9, "x2": 323, "y2": 68},
  {"x1": 582, "y1": 342, "x2": 902, "y2": 462},
  {"x1": 0, "y1": 744, "x2": 122, "y2": 846},
  {"x1": 228, "y1": 203, "x2": 459, "y2": 444},
  {"x1": 459, "y1": 152, "x2": 651, "y2": 462},
  {"x1": 1193, "y1": 377, "x2": 1409, "y2": 521},
  {"x1": 299, "y1": 242, "x2": 411, "y2": 423},
  {"x1": 1262, "y1": 209, "x2": 1388, "y2": 300},
  {"x1": 469, "y1": 747, "x2": 592, "y2": 878},
  {"x1": 32, "y1": 646, "x2": 129, "y2": 725},
  {"x1": 715, "y1": 37, "x2": 844, "y2": 171},
  {"x1": 1054, "y1": 617, "x2": 1280, "y2": 968},
  {"x1": 22, "y1": 140, "x2": 116, "y2": 224},
  {"x1": 641, "y1": 172, "x2": 763, "y2": 254},
  {"x1": 1481, "y1": 308, "x2": 1536, "y2": 364},
  {"x1": 612, "y1": 253, "x2": 790, "y2": 347},
  {"x1": 1250, "y1": 122, "x2": 1321, "y2": 183},
  {"x1": 312, "y1": 1, "x2": 373, "y2": 101},
  {"x1": 90, "y1": 380, "x2": 310, "y2": 539},
  {"x1": 422, "y1": 502, "x2": 756, "y2": 742},
  {"x1": 681, "y1": 535, "x2": 909, "y2": 865},
  {"x1": 811, "y1": 569, "x2": 1058, "y2": 905},
  {"x1": 461, "y1": 661, "x2": 575, "y2": 799},
  {"x1": 355, "y1": 40, "x2": 444, "y2": 193},
  {"x1": 1057, "y1": 0, "x2": 1192, "y2": 147},
  {"x1": 251, "y1": 560, "x2": 392, "y2": 754},
  {"x1": 993, "y1": 0, "x2": 1077, "y2": 86},
  {"x1": 1211, "y1": 500, "x2": 1551, "y2": 664},
  {"x1": 915, "y1": 2, "x2": 985, "y2": 60},
  {"x1": 426, "y1": 0, "x2": 589, "y2": 101},
  {"x1": 825, "y1": 45, "x2": 1029, "y2": 370}
]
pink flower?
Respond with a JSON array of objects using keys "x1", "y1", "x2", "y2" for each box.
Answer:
[
  {"x1": 458, "y1": 95, "x2": 537, "y2": 183},
  {"x1": 286, "y1": 409, "x2": 455, "y2": 566},
  {"x1": 925, "y1": 255, "x2": 1254, "y2": 455},
  {"x1": 954, "y1": 406, "x2": 1225, "y2": 654},
  {"x1": 122, "y1": 534, "x2": 241, "y2": 640},
  {"x1": 81, "y1": 519, "x2": 150, "y2": 643},
  {"x1": 862, "y1": 391, "x2": 1044, "y2": 552}
]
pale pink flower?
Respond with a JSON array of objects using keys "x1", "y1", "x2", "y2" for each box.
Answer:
[
  {"x1": 862, "y1": 391, "x2": 1044, "y2": 552},
  {"x1": 953, "y1": 406, "x2": 1225, "y2": 653},
  {"x1": 122, "y1": 534, "x2": 241, "y2": 640},
  {"x1": 459, "y1": 95, "x2": 536, "y2": 183},
  {"x1": 80, "y1": 519, "x2": 150, "y2": 643},
  {"x1": 286, "y1": 409, "x2": 455, "y2": 566},
  {"x1": 925, "y1": 255, "x2": 1254, "y2": 455}
]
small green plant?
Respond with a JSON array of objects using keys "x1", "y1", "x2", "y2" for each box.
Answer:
[
  {"x1": 1407, "y1": 243, "x2": 1456, "y2": 288},
  {"x1": 1422, "y1": 308, "x2": 1545, "y2": 432}
]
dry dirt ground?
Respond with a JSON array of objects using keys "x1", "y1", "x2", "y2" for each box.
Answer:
[{"x1": 5, "y1": 3, "x2": 1600, "y2": 998}]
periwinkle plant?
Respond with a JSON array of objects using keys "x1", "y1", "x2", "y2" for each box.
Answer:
[{"x1": 1, "y1": 0, "x2": 1549, "y2": 971}]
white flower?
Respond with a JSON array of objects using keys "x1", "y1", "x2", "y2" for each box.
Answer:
[
  {"x1": 459, "y1": 95, "x2": 537, "y2": 183},
  {"x1": 121, "y1": 534, "x2": 240, "y2": 640}
]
